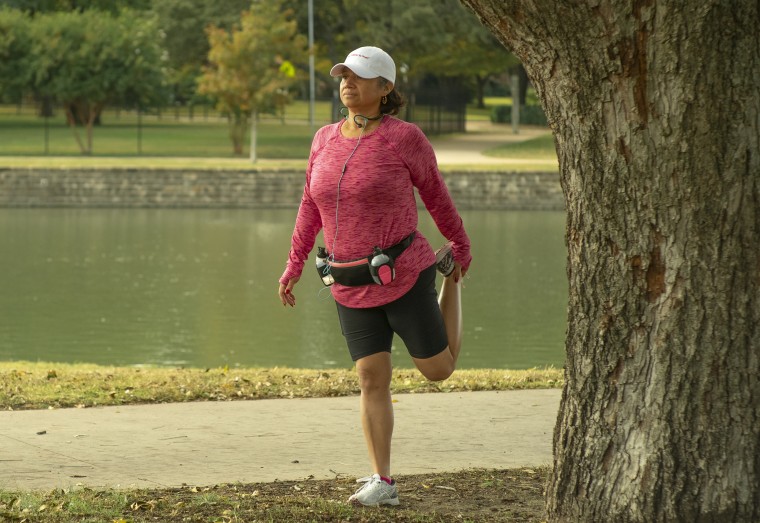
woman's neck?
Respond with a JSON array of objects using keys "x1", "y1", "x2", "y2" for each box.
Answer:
[
  {"x1": 347, "y1": 110, "x2": 382, "y2": 128},
  {"x1": 342, "y1": 111, "x2": 384, "y2": 137}
]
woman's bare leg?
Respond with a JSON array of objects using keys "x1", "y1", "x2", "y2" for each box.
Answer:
[
  {"x1": 355, "y1": 351, "x2": 393, "y2": 477},
  {"x1": 438, "y1": 272, "x2": 463, "y2": 362}
]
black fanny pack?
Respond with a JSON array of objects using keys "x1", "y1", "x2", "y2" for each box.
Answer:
[{"x1": 320, "y1": 232, "x2": 416, "y2": 287}]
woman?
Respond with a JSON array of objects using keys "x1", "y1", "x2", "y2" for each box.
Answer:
[{"x1": 277, "y1": 46, "x2": 471, "y2": 507}]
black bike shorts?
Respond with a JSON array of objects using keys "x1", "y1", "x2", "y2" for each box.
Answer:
[{"x1": 335, "y1": 265, "x2": 449, "y2": 361}]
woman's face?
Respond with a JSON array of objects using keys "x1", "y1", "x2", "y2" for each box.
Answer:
[{"x1": 339, "y1": 70, "x2": 390, "y2": 112}]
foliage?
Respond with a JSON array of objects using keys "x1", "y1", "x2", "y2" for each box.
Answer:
[
  {"x1": 151, "y1": 0, "x2": 250, "y2": 74},
  {"x1": 197, "y1": 0, "x2": 307, "y2": 156},
  {"x1": 5, "y1": 0, "x2": 522, "y2": 122},
  {"x1": 288, "y1": 0, "x2": 518, "y2": 91},
  {"x1": 151, "y1": 0, "x2": 251, "y2": 105},
  {"x1": 0, "y1": 0, "x2": 151, "y2": 13},
  {"x1": 0, "y1": 6, "x2": 32, "y2": 102},
  {"x1": 491, "y1": 105, "x2": 548, "y2": 126},
  {"x1": 27, "y1": 8, "x2": 166, "y2": 154}
]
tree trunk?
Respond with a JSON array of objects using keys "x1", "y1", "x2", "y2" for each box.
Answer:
[
  {"x1": 250, "y1": 110, "x2": 258, "y2": 163},
  {"x1": 517, "y1": 64, "x2": 529, "y2": 106},
  {"x1": 460, "y1": 1, "x2": 760, "y2": 521},
  {"x1": 475, "y1": 73, "x2": 488, "y2": 109},
  {"x1": 228, "y1": 113, "x2": 247, "y2": 156},
  {"x1": 84, "y1": 102, "x2": 103, "y2": 156},
  {"x1": 63, "y1": 104, "x2": 87, "y2": 155}
]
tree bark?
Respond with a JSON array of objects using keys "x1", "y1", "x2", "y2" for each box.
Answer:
[
  {"x1": 250, "y1": 111, "x2": 258, "y2": 163},
  {"x1": 460, "y1": 1, "x2": 760, "y2": 521},
  {"x1": 228, "y1": 113, "x2": 247, "y2": 156},
  {"x1": 63, "y1": 103, "x2": 86, "y2": 155}
]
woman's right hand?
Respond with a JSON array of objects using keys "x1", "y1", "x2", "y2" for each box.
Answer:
[{"x1": 278, "y1": 277, "x2": 300, "y2": 307}]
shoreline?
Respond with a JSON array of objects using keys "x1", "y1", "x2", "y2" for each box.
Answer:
[{"x1": 0, "y1": 360, "x2": 563, "y2": 411}]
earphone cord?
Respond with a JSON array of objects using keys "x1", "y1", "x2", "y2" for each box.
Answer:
[{"x1": 329, "y1": 120, "x2": 367, "y2": 265}]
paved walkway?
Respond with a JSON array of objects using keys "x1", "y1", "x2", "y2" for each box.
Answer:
[{"x1": 0, "y1": 389, "x2": 560, "y2": 490}]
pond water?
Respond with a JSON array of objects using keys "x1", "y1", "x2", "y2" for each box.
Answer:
[{"x1": 0, "y1": 208, "x2": 567, "y2": 370}]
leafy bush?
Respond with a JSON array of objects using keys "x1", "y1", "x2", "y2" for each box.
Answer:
[{"x1": 490, "y1": 104, "x2": 548, "y2": 126}]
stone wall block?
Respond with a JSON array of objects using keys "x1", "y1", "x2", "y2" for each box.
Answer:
[{"x1": 0, "y1": 168, "x2": 563, "y2": 210}]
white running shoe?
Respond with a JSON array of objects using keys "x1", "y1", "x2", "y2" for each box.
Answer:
[
  {"x1": 435, "y1": 241, "x2": 455, "y2": 277},
  {"x1": 348, "y1": 474, "x2": 400, "y2": 506}
]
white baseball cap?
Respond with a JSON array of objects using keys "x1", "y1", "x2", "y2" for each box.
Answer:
[{"x1": 330, "y1": 46, "x2": 396, "y2": 84}]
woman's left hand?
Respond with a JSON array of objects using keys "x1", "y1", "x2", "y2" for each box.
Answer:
[{"x1": 453, "y1": 262, "x2": 466, "y2": 283}]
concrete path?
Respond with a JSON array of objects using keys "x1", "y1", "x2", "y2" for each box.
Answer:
[{"x1": 0, "y1": 389, "x2": 560, "y2": 491}]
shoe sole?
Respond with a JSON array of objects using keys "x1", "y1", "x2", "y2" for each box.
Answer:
[
  {"x1": 349, "y1": 497, "x2": 400, "y2": 507},
  {"x1": 435, "y1": 243, "x2": 455, "y2": 277}
]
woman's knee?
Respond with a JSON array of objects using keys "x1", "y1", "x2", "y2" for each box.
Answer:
[
  {"x1": 414, "y1": 351, "x2": 455, "y2": 382},
  {"x1": 419, "y1": 364, "x2": 455, "y2": 382},
  {"x1": 356, "y1": 353, "x2": 392, "y2": 392}
]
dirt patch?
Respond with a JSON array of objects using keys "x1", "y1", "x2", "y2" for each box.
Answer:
[{"x1": 124, "y1": 468, "x2": 549, "y2": 522}]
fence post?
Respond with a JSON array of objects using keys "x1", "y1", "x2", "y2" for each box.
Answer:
[
  {"x1": 137, "y1": 106, "x2": 142, "y2": 155},
  {"x1": 511, "y1": 73, "x2": 520, "y2": 134},
  {"x1": 44, "y1": 113, "x2": 49, "y2": 155}
]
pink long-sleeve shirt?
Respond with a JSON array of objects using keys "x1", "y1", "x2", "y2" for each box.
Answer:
[{"x1": 280, "y1": 116, "x2": 471, "y2": 308}]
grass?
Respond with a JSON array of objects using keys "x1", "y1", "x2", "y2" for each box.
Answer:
[
  {"x1": 482, "y1": 133, "x2": 557, "y2": 160},
  {"x1": 0, "y1": 468, "x2": 551, "y2": 522},
  {"x1": 0, "y1": 155, "x2": 308, "y2": 170},
  {"x1": 0, "y1": 113, "x2": 317, "y2": 159},
  {"x1": 0, "y1": 360, "x2": 562, "y2": 411},
  {"x1": 0, "y1": 99, "x2": 558, "y2": 172}
]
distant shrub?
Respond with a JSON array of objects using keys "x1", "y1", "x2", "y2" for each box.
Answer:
[{"x1": 491, "y1": 105, "x2": 548, "y2": 126}]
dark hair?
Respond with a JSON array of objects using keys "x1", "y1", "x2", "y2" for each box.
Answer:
[{"x1": 378, "y1": 78, "x2": 405, "y2": 116}]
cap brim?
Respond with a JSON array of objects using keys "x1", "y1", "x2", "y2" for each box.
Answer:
[{"x1": 329, "y1": 63, "x2": 379, "y2": 79}]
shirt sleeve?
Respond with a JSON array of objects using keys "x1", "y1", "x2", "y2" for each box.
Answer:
[
  {"x1": 279, "y1": 133, "x2": 327, "y2": 285},
  {"x1": 404, "y1": 126, "x2": 472, "y2": 271}
]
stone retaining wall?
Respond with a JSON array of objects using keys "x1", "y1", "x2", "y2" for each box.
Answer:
[{"x1": 0, "y1": 168, "x2": 563, "y2": 210}]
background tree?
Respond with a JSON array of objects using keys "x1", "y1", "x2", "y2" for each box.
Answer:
[
  {"x1": 0, "y1": 7, "x2": 32, "y2": 103},
  {"x1": 461, "y1": 0, "x2": 760, "y2": 521},
  {"x1": 0, "y1": 0, "x2": 150, "y2": 14},
  {"x1": 29, "y1": 9, "x2": 166, "y2": 154},
  {"x1": 282, "y1": 0, "x2": 519, "y2": 110},
  {"x1": 150, "y1": 0, "x2": 250, "y2": 105},
  {"x1": 197, "y1": 1, "x2": 306, "y2": 161},
  {"x1": 406, "y1": 0, "x2": 519, "y2": 108}
]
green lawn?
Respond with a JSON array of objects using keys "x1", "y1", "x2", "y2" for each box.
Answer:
[
  {"x1": 0, "y1": 99, "x2": 556, "y2": 169},
  {"x1": 482, "y1": 132, "x2": 557, "y2": 159},
  {"x1": 0, "y1": 109, "x2": 318, "y2": 159}
]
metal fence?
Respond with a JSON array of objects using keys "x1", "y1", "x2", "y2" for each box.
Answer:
[{"x1": 0, "y1": 96, "x2": 465, "y2": 157}]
